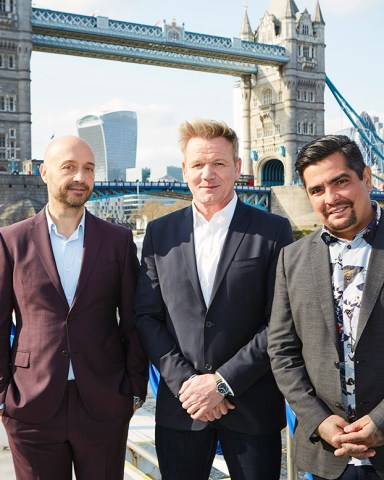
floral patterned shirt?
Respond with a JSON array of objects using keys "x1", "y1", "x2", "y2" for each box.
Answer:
[{"x1": 321, "y1": 201, "x2": 380, "y2": 466}]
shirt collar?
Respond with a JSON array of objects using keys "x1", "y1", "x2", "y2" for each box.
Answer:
[
  {"x1": 45, "y1": 205, "x2": 86, "y2": 238},
  {"x1": 192, "y1": 194, "x2": 238, "y2": 229},
  {"x1": 321, "y1": 201, "x2": 380, "y2": 246}
]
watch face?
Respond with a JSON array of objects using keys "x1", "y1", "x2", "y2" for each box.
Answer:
[{"x1": 217, "y1": 382, "x2": 229, "y2": 396}]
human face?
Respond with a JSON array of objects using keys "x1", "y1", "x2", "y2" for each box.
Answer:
[
  {"x1": 182, "y1": 136, "x2": 241, "y2": 220},
  {"x1": 40, "y1": 136, "x2": 95, "y2": 211},
  {"x1": 303, "y1": 151, "x2": 374, "y2": 240}
]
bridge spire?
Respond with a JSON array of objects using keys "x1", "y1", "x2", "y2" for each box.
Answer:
[
  {"x1": 312, "y1": 0, "x2": 325, "y2": 24},
  {"x1": 240, "y1": 2, "x2": 254, "y2": 41},
  {"x1": 267, "y1": 0, "x2": 298, "y2": 18}
]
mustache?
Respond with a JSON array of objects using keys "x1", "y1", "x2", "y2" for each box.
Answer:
[
  {"x1": 322, "y1": 200, "x2": 353, "y2": 216},
  {"x1": 66, "y1": 182, "x2": 90, "y2": 191}
]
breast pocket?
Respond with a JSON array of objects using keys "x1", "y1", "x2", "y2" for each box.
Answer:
[{"x1": 231, "y1": 256, "x2": 264, "y2": 270}]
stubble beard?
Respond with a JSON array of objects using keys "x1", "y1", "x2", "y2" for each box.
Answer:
[{"x1": 54, "y1": 184, "x2": 92, "y2": 209}]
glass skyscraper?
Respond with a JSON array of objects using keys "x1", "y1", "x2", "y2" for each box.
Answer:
[{"x1": 77, "y1": 110, "x2": 137, "y2": 181}]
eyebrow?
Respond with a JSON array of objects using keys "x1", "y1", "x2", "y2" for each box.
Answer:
[{"x1": 307, "y1": 172, "x2": 351, "y2": 193}]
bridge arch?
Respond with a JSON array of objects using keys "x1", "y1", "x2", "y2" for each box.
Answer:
[{"x1": 254, "y1": 156, "x2": 285, "y2": 186}]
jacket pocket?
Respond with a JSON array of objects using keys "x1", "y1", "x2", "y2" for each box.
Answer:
[{"x1": 13, "y1": 350, "x2": 30, "y2": 368}]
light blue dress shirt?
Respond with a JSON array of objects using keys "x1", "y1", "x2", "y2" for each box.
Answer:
[{"x1": 45, "y1": 207, "x2": 85, "y2": 380}]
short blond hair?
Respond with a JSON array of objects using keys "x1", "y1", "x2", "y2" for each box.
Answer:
[{"x1": 179, "y1": 118, "x2": 239, "y2": 160}]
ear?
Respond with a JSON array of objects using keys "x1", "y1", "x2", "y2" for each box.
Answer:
[
  {"x1": 182, "y1": 161, "x2": 187, "y2": 181},
  {"x1": 235, "y1": 157, "x2": 242, "y2": 179},
  {"x1": 39, "y1": 163, "x2": 48, "y2": 185},
  {"x1": 363, "y1": 166, "x2": 372, "y2": 192}
]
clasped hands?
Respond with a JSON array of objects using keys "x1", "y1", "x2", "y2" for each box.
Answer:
[
  {"x1": 317, "y1": 414, "x2": 384, "y2": 459},
  {"x1": 178, "y1": 374, "x2": 235, "y2": 422}
]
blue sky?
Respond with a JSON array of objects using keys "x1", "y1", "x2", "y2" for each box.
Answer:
[{"x1": 31, "y1": 0, "x2": 384, "y2": 168}]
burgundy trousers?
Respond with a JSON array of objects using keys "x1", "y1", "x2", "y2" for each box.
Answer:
[{"x1": 3, "y1": 381, "x2": 130, "y2": 480}]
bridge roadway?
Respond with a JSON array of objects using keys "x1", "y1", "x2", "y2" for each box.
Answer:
[
  {"x1": 91, "y1": 180, "x2": 271, "y2": 210},
  {"x1": 91, "y1": 180, "x2": 384, "y2": 211},
  {"x1": 31, "y1": 8, "x2": 289, "y2": 76}
]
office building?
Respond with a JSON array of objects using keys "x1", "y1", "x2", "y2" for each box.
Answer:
[{"x1": 77, "y1": 110, "x2": 137, "y2": 181}]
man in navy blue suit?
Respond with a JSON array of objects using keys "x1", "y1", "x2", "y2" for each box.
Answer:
[{"x1": 135, "y1": 118, "x2": 293, "y2": 479}]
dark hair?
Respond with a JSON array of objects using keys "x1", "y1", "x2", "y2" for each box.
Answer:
[{"x1": 295, "y1": 135, "x2": 365, "y2": 184}]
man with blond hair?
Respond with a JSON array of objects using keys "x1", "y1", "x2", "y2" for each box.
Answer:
[{"x1": 135, "y1": 118, "x2": 293, "y2": 479}]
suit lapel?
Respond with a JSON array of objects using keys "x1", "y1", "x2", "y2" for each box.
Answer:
[
  {"x1": 310, "y1": 232, "x2": 340, "y2": 352},
  {"x1": 208, "y1": 201, "x2": 250, "y2": 308},
  {"x1": 178, "y1": 207, "x2": 206, "y2": 307},
  {"x1": 356, "y1": 215, "x2": 384, "y2": 345},
  {"x1": 30, "y1": 208, "x2": 67, "y2": 305},
  {"x1": 71, "y1": 211, "x2": 103, "y2": 308}
]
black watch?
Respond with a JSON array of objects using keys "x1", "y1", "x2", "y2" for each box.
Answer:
[{"x1": 214, "y1": 373, "x2": 230, "y2": 396}]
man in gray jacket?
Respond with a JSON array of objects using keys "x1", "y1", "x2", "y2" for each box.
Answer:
[{"x1": 269, "y1": 135, "x2": 384, "y2": 480}]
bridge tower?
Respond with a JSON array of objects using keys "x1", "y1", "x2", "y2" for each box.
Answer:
[
  {"x1": 0, "y1": 0, "x2": 32, "y2": 173},
  {"x1": 239, "y1": 0, "x2": 325, "y2": 185}
]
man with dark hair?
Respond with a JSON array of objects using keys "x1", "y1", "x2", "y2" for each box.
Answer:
[
  {"x1": 135, "y1": 118, "x2": 293, "y2": 479},
  {"x1": 268, "y1": 134, "x2": 384, "y2": 479}
]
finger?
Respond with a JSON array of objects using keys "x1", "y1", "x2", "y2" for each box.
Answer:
[
  {"x1": 334, "y1": 443, "x2": 370, "y2": 457},
  {"x1": 224, "y1": 399, "x2": 235, "y2": 410},
  {"x1": 333, "y1": 433, "x2": 365, "y2": 445},
  {"x1": 334, "y1": 447, "x2": 376, "y2": 458},
  {"x1": 179, "y1": 378, "x2": 194, "y2": 397}
]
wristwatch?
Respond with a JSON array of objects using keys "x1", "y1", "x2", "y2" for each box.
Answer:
[
  {"x1": 214, "y1": 373, "x2": 231, "y2": 397},
  {"x1": 133, "y1": 396, "x2": 144, "y2": 409}
]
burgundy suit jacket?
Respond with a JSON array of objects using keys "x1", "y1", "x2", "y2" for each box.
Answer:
[{"x1": 0, "y1": 208, "x2": 148, "y2": 423}]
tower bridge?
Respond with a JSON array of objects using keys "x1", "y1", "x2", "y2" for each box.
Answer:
[
  {"x1": 31, "y1": 8, "x2": 288, "y2": 76},
  {"x1": 0, "y1": 0, "x2": 326, "y2": 189}
]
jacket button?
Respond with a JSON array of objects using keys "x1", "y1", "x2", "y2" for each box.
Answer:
[
  {"x1": 205, "y1": 363, "x2": 213, "y2": 371},
  {"x1": 205, "y1": 321, "x2": 214, "y2": 328},
  {"x1": 335, "y1": 402, "x2": 344, "y2": 410},
  {"x1": 62, "y1": 350, "x2": 69, "y2": 357},
  {"x1": 334, "y1": 361, "x2": 340, "y2": 369}
]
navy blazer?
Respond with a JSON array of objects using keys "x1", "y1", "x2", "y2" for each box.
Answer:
[{"x1": 135, "y1": 199, "x2": 293, "y2": 434}]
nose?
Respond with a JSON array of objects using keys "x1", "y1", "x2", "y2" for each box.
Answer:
[
  {"x1": 324, "y1": 187, "x2": 340, "y2": 205},
  {"x1": 73, "y1": 169, "x2": 85, "y2": 182},
  {"x1": 201, "y1": 164, "x2": 215, "y2": 180}
]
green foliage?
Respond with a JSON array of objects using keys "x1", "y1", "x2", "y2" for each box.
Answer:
[{"x1": 293, "y1": 229, "x2": 313, "y2": 240}]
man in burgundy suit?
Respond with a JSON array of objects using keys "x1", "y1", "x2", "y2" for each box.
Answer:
[{"x1": 0, "y1": 136, "x2": 148, "y2": 480}]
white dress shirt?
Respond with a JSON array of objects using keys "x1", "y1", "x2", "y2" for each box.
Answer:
[{"x1": 193, "y1": 194, "x2": 237, "y2": 307}]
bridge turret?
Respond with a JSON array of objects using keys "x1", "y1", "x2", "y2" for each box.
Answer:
[
  {"x1": 240, "y1": 5, "x2": 254, "y2": 42},
  {"x1": 0, "y1": 0, "x2": 32, "y2": 172},
  {"x1": 238, "y1": 0, "x2": 326, "y2": 186}
]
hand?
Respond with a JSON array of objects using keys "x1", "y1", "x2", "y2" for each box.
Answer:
[
  {"x1": 200, "y1": 398, "x2": 236, "y2": 422},
  {"x1": 316, "y1": 415, "x2": 350, "y2": 449},
  {"x1": 178, "y1": 374, "x2": 225, "y2": 421},
  {"x1": 332, "y1": 415, "x2": 383, "y2": 458}
]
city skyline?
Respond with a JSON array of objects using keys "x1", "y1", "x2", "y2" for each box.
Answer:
[{"x1": 30, "y1": 0, "x2": 384, "y2": 168}]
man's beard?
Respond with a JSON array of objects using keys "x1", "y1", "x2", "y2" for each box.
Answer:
[
  {"x1": 54, "y1": 183, "x2": 92, "y2": 208},
  {"x1": 323, "y1": 201, "x2": 357, "y2": 233}
]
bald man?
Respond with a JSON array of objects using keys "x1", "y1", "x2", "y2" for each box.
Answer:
[{"x1": 0, "y1": 136, "x2": 148, "y2": 480}]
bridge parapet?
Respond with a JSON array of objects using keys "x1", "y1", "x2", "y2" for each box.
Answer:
[{"x1": 31, "y1": 8, "x2": 289, "y2": 73}]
